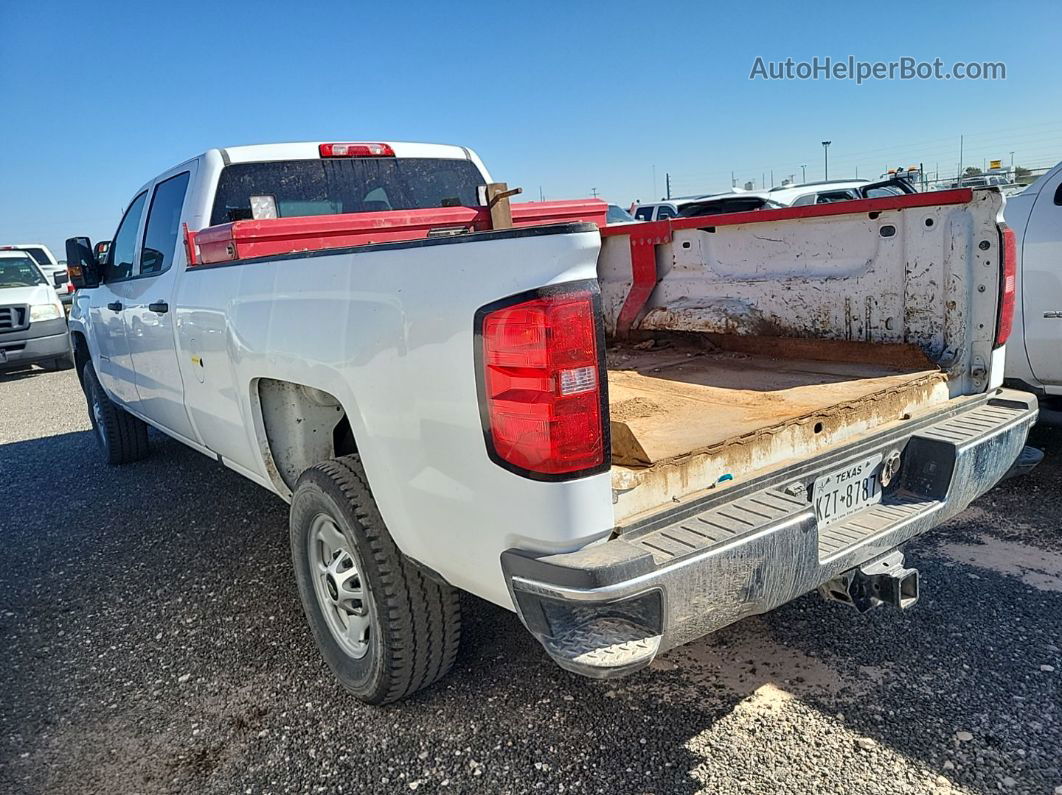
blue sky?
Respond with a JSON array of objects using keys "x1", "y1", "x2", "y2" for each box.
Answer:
[{"x1": 2, "y1": 0, "x2": 1060, "y2": 255}]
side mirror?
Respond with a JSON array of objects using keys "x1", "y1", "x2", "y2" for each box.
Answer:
[
  {"x1": 52, "y1": 271, "x2": 67, "y2": 287},
  {"x1": 65, "y1": 236, "x2": 101, "y2": 289}
]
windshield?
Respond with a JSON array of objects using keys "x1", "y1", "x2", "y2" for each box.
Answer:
[
  {"x1": 0, "y1": 256, "x2": 47, "y2": 288},
  {"x1": 210, "y1": 158, "x2": 486, "y2": 225},
  {"x1": 607, "y1": 205, "x2": 636, "y2": 223},
  {"x1": 678, "y1": 197, "x2": 780, "y2": 217}
]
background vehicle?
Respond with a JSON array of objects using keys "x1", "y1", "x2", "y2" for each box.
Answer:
[
  {"x1": 677, "y1": 192, "x2": 784, "y2": 217},
  {"x1": 606, "y1": 204, "x2": 639, "y2": 224},
  {"x1": 630, "y1": 200, "x2": 683, "y2": 221},
  {"x1": 1, "y1": 243, "x2": 74, "y2": 305},
  {"x1": 769, "y1": 177, "x2": 916, "y2": 206},
  {"x1": 0, "y1": 251, "x2": 73, "y2": 371},
  {"x1": 636, "y1": 177, "x2": 916, "y2": 220},
  {"x1": 1003, "y1": 161, "x2": 1062, "y2": 397},
  {"x1": 65, "y1": 142, "x2": 1034, "y2": 704}
]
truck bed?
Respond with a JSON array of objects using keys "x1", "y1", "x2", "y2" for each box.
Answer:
[{"x1": 608, "y1": 339, "x2": 950, "y2": 523}]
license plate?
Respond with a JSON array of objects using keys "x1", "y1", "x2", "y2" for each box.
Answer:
[{"x1": 813, "y1": 453, "x2": 883, "y2": 527}]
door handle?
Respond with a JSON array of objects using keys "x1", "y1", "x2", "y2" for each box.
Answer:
[
  {"x1": 148, "y1": 301, "x2": 169, "y2": 314},
  {"x1": 1044, "y1": 311, "x2": 1062, "y2": 319},
  {"x1": 106, "y1": 301, "x2": 123, "y2": 312}
]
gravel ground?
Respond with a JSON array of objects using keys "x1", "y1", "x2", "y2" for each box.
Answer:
[{"x1": 1, "y1": 368, "x2": 1059, "y2": 795}]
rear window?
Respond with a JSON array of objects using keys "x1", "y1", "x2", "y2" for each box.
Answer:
[
  {"x1": 0, "y1": 256, "x2": 46, "y2": 288},
  {"x1": 21, "y1": 247, "x2": 53, "y2": 268},
  {"x1": 210, "y1": 158, "x2": 485, "y2": 226}
]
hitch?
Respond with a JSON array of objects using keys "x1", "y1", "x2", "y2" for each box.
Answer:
[{"x1": 819, "y1": 550, "x2": 919, "y2": 613}]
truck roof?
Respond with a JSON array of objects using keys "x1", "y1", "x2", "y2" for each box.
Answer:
[{"x1": 215, "y1": 141, "x2": 475, "y2": 164}]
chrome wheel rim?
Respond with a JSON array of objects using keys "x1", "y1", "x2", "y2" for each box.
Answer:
[{"x1": 307, "y1": 513, "x2": 371, "y2": 659}]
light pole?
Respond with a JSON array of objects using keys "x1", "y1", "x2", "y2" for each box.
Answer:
[
  {"x1": 821, "y1": 141, "x2": 831, "y2": 180},
  {"x1": 801, "y1": 164, "x2": 807, "y2": 183}
]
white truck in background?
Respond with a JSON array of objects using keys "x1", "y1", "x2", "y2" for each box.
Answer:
[
  {"x1": 65, "y1": 141, "x2": 1036, "y2": 704},
  {"x1": 2, "y1": 243, "x2": 74, "y2": 305},
  {"x1": 0, "y1": 250, "x2": 73, "y2": 371},
  {"x1": 1003, "y1": 162, "x2": 1062, "y2": 398}
]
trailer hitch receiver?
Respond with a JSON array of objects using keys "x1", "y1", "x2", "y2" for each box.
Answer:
[{"x1": 819, "y1": 550, "x2": 919, "y2": 613}]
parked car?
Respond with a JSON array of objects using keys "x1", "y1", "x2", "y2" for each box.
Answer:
[
  {"x1": 637, "y1": 177, "x2": 917, "y2": 221},
  {"x1": 768, "y1": 177, "x2": 916, "y2": 207},
  {"x1": 677, "y1": 192, "x2": 785, "y2": 217},
  {"x1": 65, "y1": 141, "x2": 1034, "y2": 704},
  {"x1": 0, "y1": 250, "x2": 74, "y2": 371},
  {"x1": 630, "y1": 200, "x2": 683, "y2": 221},
  {"x1": 606, "y1": 204, "x2": 639, "y2": 224},
  {"x1": 1, "y1": 243, "x2": 74, "y2": 305},
  {"x1": 1003, "y1": 162, "x2": 1062, "y2": 398}
]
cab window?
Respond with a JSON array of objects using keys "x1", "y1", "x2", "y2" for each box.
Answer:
[
  {"x1": 140, "y1": 173, "x2": 190, "y2": 276},
  {"x1": 104, "y1": 191, "x2": 148, "y2": 282},
  {"x1": 655, "y1": 205, "x2": 678, "y2": 220},
  {"x1": 634, "y1": 206, "x2": 655, "y2": 221}
]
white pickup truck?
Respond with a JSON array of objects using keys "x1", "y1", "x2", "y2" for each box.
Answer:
[
  {"x1": 1003, "y1": 162, "x2": 1062, "y2": 397},
  {"x1": 65, "y1": 141, "x2": 1037, "y2": 704}
]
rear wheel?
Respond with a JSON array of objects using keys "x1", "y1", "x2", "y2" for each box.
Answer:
[
  {"x1": 290, "y1": 455, "x2": 461, "y2": 704},
  {"x1": 82, "y1": 364, "x2": 150, "y2": 465}
]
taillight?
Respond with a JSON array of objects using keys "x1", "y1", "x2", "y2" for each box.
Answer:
[
  {"x1": 996, "y1": 226, "x2": 1017, "y2": 347},
  {"x1": 476, "y1": 285, "x2": 608, "y2": 479},
  {"x1": 66, "y1": 282, "x2": 75, "y2": 293},
  {"x1": 318, "y1": 142, "x2": 395, "y2": 158}
]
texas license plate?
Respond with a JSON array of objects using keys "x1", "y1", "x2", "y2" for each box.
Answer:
[{"x1": 813, "y1": 454, "x2": 883, "y2": 527}]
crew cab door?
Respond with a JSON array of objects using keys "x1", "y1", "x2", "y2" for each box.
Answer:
[
  {"x1": 1020, "y1": 169, "x2": 1062, "y2": 386},
  {"x1": 88, "y1": 190, "x2": 148, "y2": 404},
  {"x1": 122, "y1": 167, "x2": 198, "y2": 442}
]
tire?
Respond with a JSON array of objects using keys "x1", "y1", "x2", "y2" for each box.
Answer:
[
  {"x1": 290, "y1": 455, "x2": 461, "y2": 704},
  {"x1": 82, "y1": 364, "x2": 150, "y2": 465}
]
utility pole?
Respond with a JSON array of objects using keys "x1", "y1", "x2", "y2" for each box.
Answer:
[
  {"x1": 665, "y1": 172, "x2": 671, "y2": 200},
  {"x1": 958, "y1": 134, "x2": 963, "y2": 180},
  {"x1": 770, "y1": 169, "x2": 774, "y2": 188},
  {"x1": 590, "y1": 187, "x2": 598, "y2": 198},
  {"x1": 538, "y1": 186, "x2": 544, "y2": 202},
  {"x1": 801, "y1": 164, "x2": 807, "y2": 183},
  {"x1": 821, "y1": 141, "x2": 831, "y2": 180},
  {"x1": 1010, "y1": 151, "x2": 1015, "y2": 181},
  {"x1": 731, "y1": 171, "x2": 736, "y2": 188}
]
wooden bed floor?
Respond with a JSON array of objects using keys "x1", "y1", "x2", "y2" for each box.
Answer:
[{"x1": 607, "y1": 346, "x2": 946, "y2": 467}]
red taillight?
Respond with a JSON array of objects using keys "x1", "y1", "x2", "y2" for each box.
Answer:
[
  {"x1": 996, "y1": 226, "x2": 1017, "y2": 347},
  {"x1": 66, "y1": 282, "x2": 75, "y2": 293},
  {"x1": 478, "y1": 287, "x2": 607, "y2": 478},
  {"x1": 318, "y1": 142, "x2": 395, "y2": 158}
]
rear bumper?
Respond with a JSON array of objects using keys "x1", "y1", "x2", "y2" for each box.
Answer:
[{"x1": 502, "y1": 389, "x2": 1038, "y2": 678}]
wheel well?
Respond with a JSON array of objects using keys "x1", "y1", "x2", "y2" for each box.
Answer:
[
  {"x1": 256, "y1": 379, "x2": 356, "y2": 492},
  {"x1": 71, "y1": 331, "x2": 91, "y2": 385}
]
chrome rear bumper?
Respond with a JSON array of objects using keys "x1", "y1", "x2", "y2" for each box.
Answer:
[{"x1": 502, "y1": 389, "x2": 1038, "y2": 678}]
